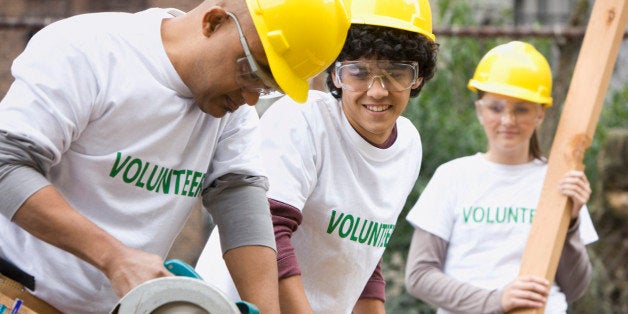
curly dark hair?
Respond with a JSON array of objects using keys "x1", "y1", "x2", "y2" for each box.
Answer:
[{"x1": 326, "y1": 24, "x2": 439, "y2": 99}]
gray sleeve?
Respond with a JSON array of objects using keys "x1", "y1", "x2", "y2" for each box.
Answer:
[
  {"x1": 202, "y1": 173, "x2": 276, "y2": 254},
  {"x1": 405, "y1": 227, "x2": 503, "y2": 314},
  {"x1": 0, "y1": 130, "x2": 54, "y2": 219},
  {"x1": 555, "y1": 217, "x2": 593, "y2": 302}
]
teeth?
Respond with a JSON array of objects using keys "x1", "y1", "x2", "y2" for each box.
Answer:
[{"x1": 366, "y1": 105, "x2": 389, "y2": 112}]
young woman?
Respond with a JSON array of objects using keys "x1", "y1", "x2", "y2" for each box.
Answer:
[{"x1": 404, "y1": 41, "x2": 598, "y2": 314}]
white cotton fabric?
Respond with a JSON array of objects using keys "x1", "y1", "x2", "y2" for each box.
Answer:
[
  {"x1": 406, "y1": 153, "x2": 598, "y2": 314},
  {"x1": 0, "y1": 9, "x2": 264, "y2": 313},
  {"x1": 198, "y1": 90, "x2": 423, "y2": 314}
]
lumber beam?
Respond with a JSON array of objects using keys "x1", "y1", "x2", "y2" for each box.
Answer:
[{"x1": 510, "y1": 0, "x2": 628, "y2": 313}]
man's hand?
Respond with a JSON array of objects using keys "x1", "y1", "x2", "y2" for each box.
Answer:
[{"x1": 102, "y1": 247, "x2": 173, "y2": 298}]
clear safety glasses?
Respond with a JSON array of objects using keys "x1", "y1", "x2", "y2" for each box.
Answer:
[
  {"x1": 334, "y1": 60, "x2": 419, "y2": 92},
  {"x1": 476, "y1": 99, "x2": 542, "y2": 124},
  {"x1": 225, "y1": 12, "x2": 282, "y2": 95}
]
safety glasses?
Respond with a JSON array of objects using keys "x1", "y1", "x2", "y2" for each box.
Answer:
[
  {"x1": 226, "y1": 12, "x2": 282, "y2": 95},
  {"x1": 334, "y1": 60, "x2": 419, "y2": 92},
  {"x1": 476, "y1": 99, "x2": 542, "y2": 124}
]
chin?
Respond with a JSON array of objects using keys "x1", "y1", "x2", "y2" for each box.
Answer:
[
  {"x1": 195, "y1": 99, "x2": 226, "y2": 118},
  {"x1": 207, "y1": 109, "x2": 228, "y2": 118}
]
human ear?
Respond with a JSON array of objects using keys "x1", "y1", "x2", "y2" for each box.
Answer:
[
  {"x1": 411, "y1": 77, "x2": 423, "y2": 89},
  {"x1": 534, "y1": 106, "x2": 547, "y2": 125},
  {"x1": 202, "y1": 7, "x2": 228, "y2": 37},
  {"x1": 331, "y1": 70, "x2": 342, "y2": 89},
  {"x1": 474, "y1": 101, "x2": 485, "y2": 124}
]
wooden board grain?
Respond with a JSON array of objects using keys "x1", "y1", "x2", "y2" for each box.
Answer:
[{"x1": 510, "y1": 0, "x2": 628, "y2": 313}]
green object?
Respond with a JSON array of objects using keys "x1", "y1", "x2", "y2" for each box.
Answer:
[
  {"x1": 164, "y1": 259, "x2": 203, "y2": 280},
  {"x1": 235, "y1": 301, "x2": 260, "y2": 314},
  {"x1": 0, "y1": 304, "x2": 7, "y2": 314},
  {"x1": 163, "y1": 259, "x2": 260, "y2": 314}
]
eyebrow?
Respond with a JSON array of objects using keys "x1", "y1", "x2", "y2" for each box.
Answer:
[
  {"x1": 485, "y1": 100, "x2": 533, "y2": 106},
  {"x1": 512, "y1": 101, "x2": 535, "y2": 106}
]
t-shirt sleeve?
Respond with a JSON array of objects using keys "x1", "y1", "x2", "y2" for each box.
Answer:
[
  {"x1": 0, "y1": 23, "x2": 98, "y2": 161},
  {"x1": 0, "y1": 23, "x2": 98, "y2": 218},
  {"x1": 270, "y1": 198, "x2": 303, "y2": 279},
  {"x1": 405, "y1": 165, "x2": 457, "y2": 241},
  {"x1": 576, "y1": 204, "x2": 598, "y2": 245},
  {"x1": 556, "y1": 217, "x2": 593, "y2": 302},
  {"x1": 203, "y1": 174, "x2": 275, "y2": 253},
  {"x1": 359, "y1": 259, "x2": 385, "y2": 302},
  {"x1": 0, "y1": 132, "x2": 54, "y2": 219},
  {"x1": 257, "y1": 96, "x2": 318, "y2": 209},
  {"x1": 204, "y1": 106, "x2": 267, "y2": 186}
]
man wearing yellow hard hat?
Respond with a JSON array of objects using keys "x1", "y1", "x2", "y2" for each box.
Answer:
[{"x1": 0, "y1": 0, "x2": 350, "y2": 313}]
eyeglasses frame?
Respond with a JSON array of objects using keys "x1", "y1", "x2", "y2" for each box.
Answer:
[
  {"x1": 225, "y1": 12, "x2": 281, "y2": 94},
  {"x1": 475, "y1": 99, "x2": 543, "y2": 124},
  {"x1": 333, "y1": 60, "x2": 420, "y2": 92}
]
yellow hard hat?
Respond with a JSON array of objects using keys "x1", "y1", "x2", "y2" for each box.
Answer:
[
  {"x1": 349, "y1": 0, "x2": 435, "y2": 41},
  {"x1": 245, "y1": 0, "x2": 350, "y2": 103},
  {"x1": 468, "y1": 41, "x2": 553, "y2": 106}
]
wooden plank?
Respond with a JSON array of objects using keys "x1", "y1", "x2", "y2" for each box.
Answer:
[{"x1": 510, "y1": 0, "x2": 628, "y2": 313}]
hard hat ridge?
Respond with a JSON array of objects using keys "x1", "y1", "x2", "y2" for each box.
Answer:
[
  {"x1": 468, "y1": 41, "x2": 553, "y2": 106},
  {"x1": 349, "y1": 0, "x2": 435, "y2": 41},
  {"x1": 245, "y1": 0, "x2": 351, "y2": 103}
]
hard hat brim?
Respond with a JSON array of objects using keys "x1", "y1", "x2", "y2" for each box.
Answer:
[
  {"x1": 468, "y1": 80, "x2": 553, "y2": 107},
  {"x1": 351, "y1": 16, "x2": 435, "y2": 41},
  {"x1": 245, "y1": 1, "x2": 350, "y2": 104}
]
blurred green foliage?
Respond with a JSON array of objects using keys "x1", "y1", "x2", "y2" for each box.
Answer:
[{"x1": 383, "y1": 0, "x2": 628, "y2": 313}]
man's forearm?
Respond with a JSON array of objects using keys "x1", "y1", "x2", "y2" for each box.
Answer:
[
  {"x1": 278, "y1": 275, "x2": 313, "y2": 314},
  {"x1": 12, "y1": 185, "x2": 171, "y2": 297},
  {"x1": 225, "y1": 246, "x2": 281, "y2": 314},
  {"x1": 353, "y1": 298, "x2": 385, "y2": 314},
  {"x1": 12, "y1": 185, "x2": 128, "y2": 272},
  {"x1": 204, "y1": 175, "x2": 278, "y2": 312}
]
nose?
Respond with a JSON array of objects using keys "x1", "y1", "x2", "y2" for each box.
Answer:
[
  {"x1": 367, "y1": 76, "x2": 386, "y2": 90},
  {"x1": 241, "y1": 90, "x2": 261, "y2": 106},
  {"x1": 500, "y1": 110, "x2": 516, "y2": 124},
  {"x1": 366, "y1": 76, "x2": 389, "y2": 98}
]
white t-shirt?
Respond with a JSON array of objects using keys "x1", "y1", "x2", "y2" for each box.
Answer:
[
  {"x1": 406, "y1": 153, "x2": 598, "y2": 314},
  {"x1": 198, "y1": 90, "x2": 423, "y2": 314},
  {"x1": 0, "y1": 9, "x2": 264, "y2": 314}
]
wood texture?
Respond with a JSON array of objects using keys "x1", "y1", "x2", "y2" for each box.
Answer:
[{"x1": 510, "y1": 0, "x2": 628, "y2": 313}]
